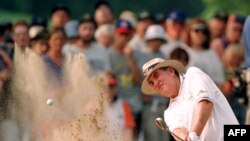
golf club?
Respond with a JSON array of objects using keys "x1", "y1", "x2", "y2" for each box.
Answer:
[{"x1": 155, "y1": 117, "x2": 184, "y2": 141}]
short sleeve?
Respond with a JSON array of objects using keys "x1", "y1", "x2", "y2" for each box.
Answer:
[{"x1": 188, "y1": 70, "x2": 217, "y2": 103}]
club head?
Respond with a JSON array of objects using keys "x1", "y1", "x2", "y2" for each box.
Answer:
[{"x1": 155, "y1": 117, "x2": 168, "y2": 131}]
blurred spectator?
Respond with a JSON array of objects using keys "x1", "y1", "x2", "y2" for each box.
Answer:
[
  {"x1": 0, "y1": 48, "x2": 12, "y2": 95},
  {"x1": 64, "y1": 20, "x2": 79, "y2": 39},
  {"x1": 95, "y1": 24, "x2": 114, "y2": 49},
  {"x1": 135, "y1": 25, "x2": 169, "y2": 141},
  {"x1": 29, "y1": 26, "x2": 44, "y2": 39},
  {"x1": 77, "y1": 17, "x2": 96, "y2": 44},
  {"x1": 94, "y1": 0, "x2": 115, "y2": 26},
  {"x1": 223, "y1": 44, "x2": 244, "y2": 71},
  {"x1": 63, "y1": 17, "x2": 111, "y2": 76},
  {"x1": 0, "y1": 23, "x2": 6, "y2": 44},
  {"x1": 222, "y1": 44, "x2": 246, "y2": 124},
  {"x1": 102, "y1": 71, "x2": 135, "y2": 141},
  {"x1": 0, "y1": 47, "x2": 12, "y2": 129},
  {"x1": 0, "y1": 22, "x2": 14, "y2": 58},
  {"x1": 64, "y1": 20, "x2": 79, "y2": 46},
  {"x1": 226, "y1": 14, "x2": 245, "y2": 43},
  {"x1": 63, "y1": 18, "x2": 95, "y2": 51},
  {"x1": 209, "y1": 11, "x2": 228, "y2": 40},
  {"x1": 243, "y1": 16, "x2": 250, "y2": 68},
  {"x1": 184, "y1": 17, "x2": 225, "y2": 86},
  {"x1": 143, "y1": 25, "x2": 166, "y2": 54},
  {"x1": 135, "y1": 24, "x2": 166, "y2": 72},
  {"x1": 161, "y1": 9, "x2": 187, "y2": 58},
  {"x1": 153, "y1": 12, "x2": 165, "y2": 25},
  {"x1": 108, "y1": 19, "x2": 142, "y2": 140},
  {"x1": 119, "y1": 10, "x2": 137, "y2": 26},
  {"x1": 0, "y1": 22, "x2": 13, "y2": 44},
  {"x1": 129, "y1": 10, "x2": 153, "y2": 52},
  {"x1": 50, "y1": 3, "x2": 71, "y2": 29},
  {"x1": 29, "y1": 26, "x2": 48, "y2": 56},
  {"x1": 211, "y1": 14, "x2": 245, "y2": 59},
  {"x1": 12, "y1": 20, "x2": 30, "y2": 50},
  {"x1": 170, "y1": 47, "x2": 189, "y2": 67},
  {"x1": 223, "y1": 43, "x2": 245, "y2": 94},
  {"x1": 43, "y1": 28, "x2": 66, "y2": 82},
  {"x1": 0, "y1": 22, "x2": 13, "y2": 97},
  {"x1": 242, "y1": 15, "x2": 250, "y2": 124},
  {"x1": 165, "y1": 9, "x2": 187, "y2": 41},
  {"x1": 30, "y1": 15, "x2": 48, "y2": 28}
]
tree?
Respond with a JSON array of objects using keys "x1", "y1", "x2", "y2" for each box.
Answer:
[{"x1": 201, "y1": 0, "x2": 249, "y2": 20}]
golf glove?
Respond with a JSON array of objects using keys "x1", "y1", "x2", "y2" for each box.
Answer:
[{"x1": 188, "y1": 132, "x2": 200, "y2": 141}]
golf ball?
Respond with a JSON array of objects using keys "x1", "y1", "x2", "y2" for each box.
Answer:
[{"x1": 46, "y1": 98, "x2": 54, "y2": 106}]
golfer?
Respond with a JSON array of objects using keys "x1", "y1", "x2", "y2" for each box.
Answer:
[{"x1": 141, "y1": 58, "x2": 239, "y2": 141}]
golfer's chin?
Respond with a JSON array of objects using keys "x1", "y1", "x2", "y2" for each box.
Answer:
[{"x1": 158, "y1": 89, "x2": 170, "y2": 97}]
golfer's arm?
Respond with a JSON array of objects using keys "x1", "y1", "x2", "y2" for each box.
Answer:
[{"x1": 191, "y1": 99, "x2": 213, "y2": 136}]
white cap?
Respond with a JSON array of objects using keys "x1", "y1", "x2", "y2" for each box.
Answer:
[
  {"x1": 144, "y1": 25, "x2": 166, "y2": 41},
  {"x1": 29, "y1": 25, "x2": 44, "y2": 39},
  {"x1": 119, "y1": 10, "x2": 137, "y2": 26},
  {"x1": 94, "y1": 24, "x2": 115, "y2": 39}
]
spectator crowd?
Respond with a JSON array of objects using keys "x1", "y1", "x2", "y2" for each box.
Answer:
[{"x1": 0, "y1": 1, "x2": 249, "y2": 141}]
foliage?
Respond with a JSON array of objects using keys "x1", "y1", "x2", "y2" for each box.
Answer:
[
  {"x1": 0, "y1": 9, "x2": 31, "y2": 22},
  {"x1": 0, "y1": 0, "x2": 204, "y2": 21},
  {"x1": 0, "y1": 0, "x2": 249, "y2": 22},
  {"x1": 200, "y1": 0, "x2": 250, "y2": 20}
]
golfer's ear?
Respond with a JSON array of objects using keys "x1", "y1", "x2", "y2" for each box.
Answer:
[{"x1": 168, "y1": 67, "x2": 175, "y2": 74}]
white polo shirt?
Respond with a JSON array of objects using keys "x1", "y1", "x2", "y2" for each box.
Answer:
[{"x1": 164, "y1": 67, "x2": 239, "y2": 141}]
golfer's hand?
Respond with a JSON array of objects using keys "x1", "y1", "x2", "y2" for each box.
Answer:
[
  {"x1": 172, "y1": 128, "x2": 188, "y2": 141},
  {"x1": 182, "y1": 132, "x2": 200, "y2": 141},
  {"x1": 187, "y1": 132, "x2": 200, "y2": 141},
  {"x1": 185, "y1": 137, "x2": 191, "y2": 141},
  {"x1": 182, "y1": 133, "x2": 190, "y2": 141}
]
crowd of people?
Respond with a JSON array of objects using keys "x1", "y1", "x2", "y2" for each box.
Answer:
[{"x1": 0, "y1": 0, "x2": 249, "y2": 140}]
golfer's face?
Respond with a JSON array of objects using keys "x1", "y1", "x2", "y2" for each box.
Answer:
[{"x1": 148, "y1": 68, "x2": 179, "y2": 98}]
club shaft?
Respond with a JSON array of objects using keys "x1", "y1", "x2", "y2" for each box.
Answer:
[
  {"x1": 155, "y1": 119, "x2": 184, "y2": 141},
  {"x1": 168, "y1": 131, "x2": 184, "y2": 141},
  {"x1": 159, "y1": 126, "x2": 184, "y2": 141}
]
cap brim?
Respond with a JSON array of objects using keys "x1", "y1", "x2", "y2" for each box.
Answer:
[
  {"x1": 145, "y1": 36, "x2": 167, "y2": 42},
  {"x1": 141, "y1": 60, "x2": 186, "y2": 95},
  {"x1": 115, "y1": 28, "x2": 132, "y2": 34}
]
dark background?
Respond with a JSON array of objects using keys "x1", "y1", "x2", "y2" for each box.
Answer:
[{"x1": 0, "y1": 0, "x2": 249, "y2": 21}]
